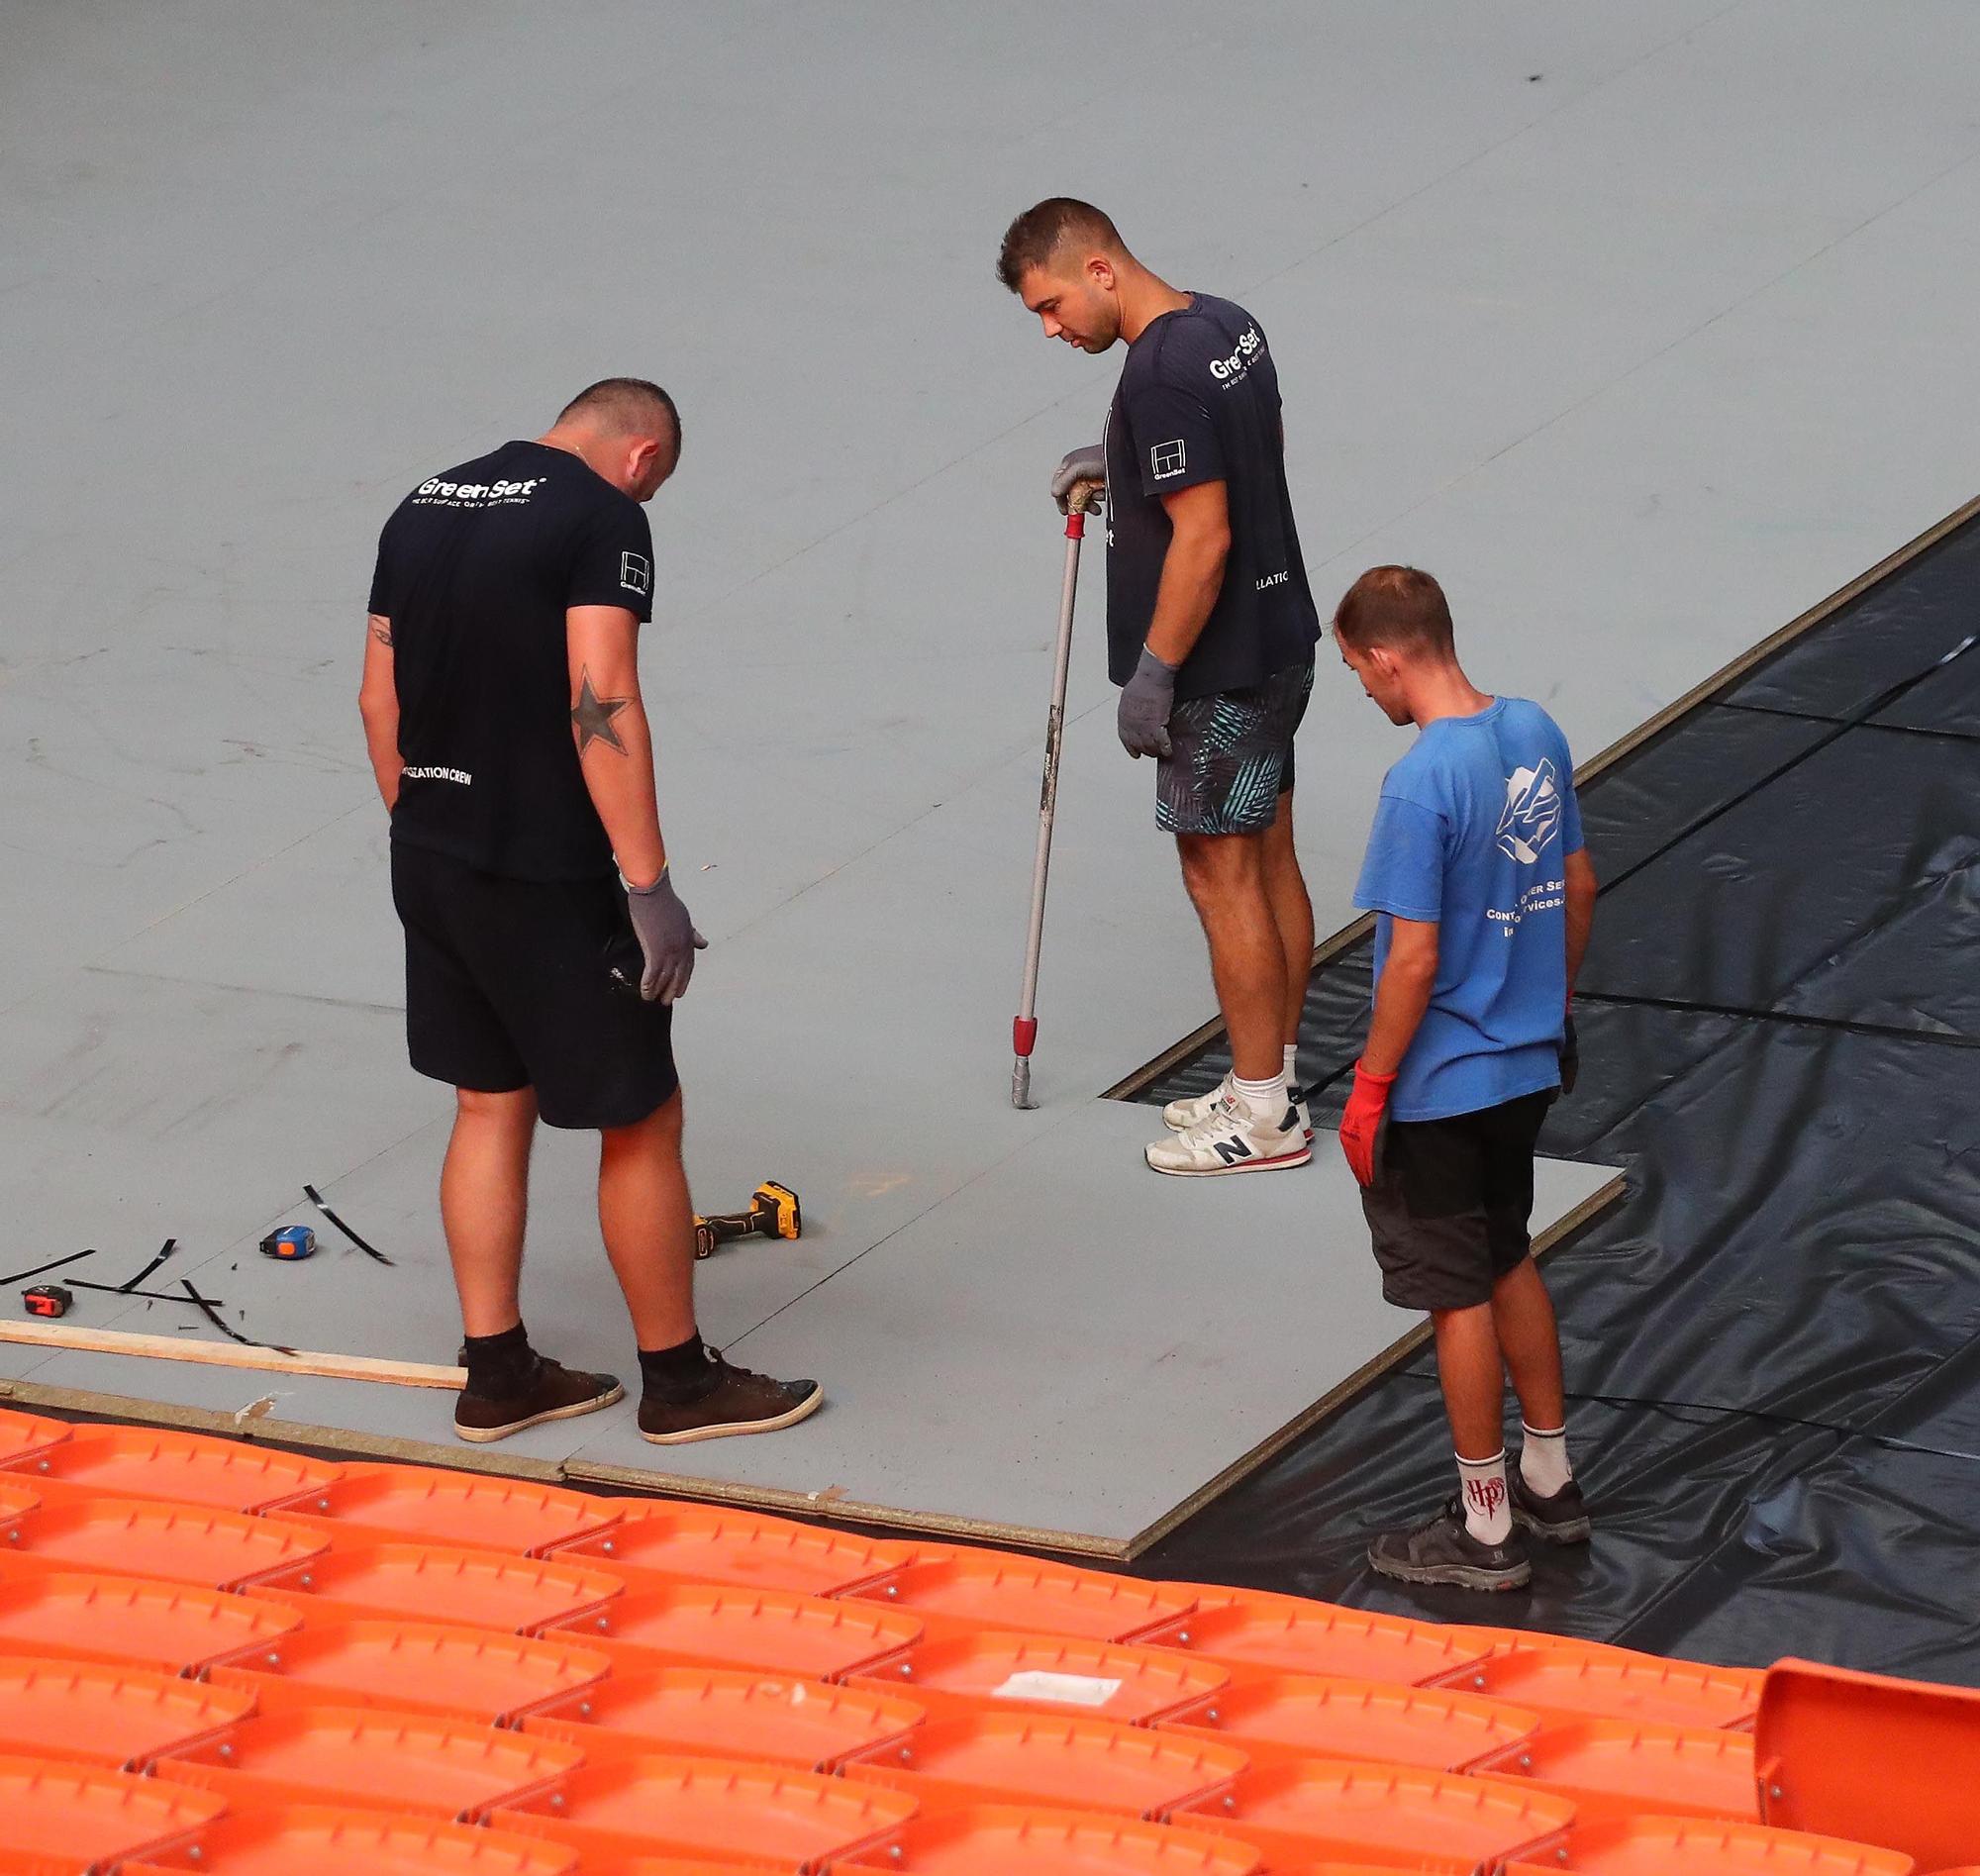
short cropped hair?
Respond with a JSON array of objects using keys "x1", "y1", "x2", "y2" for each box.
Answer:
[
  {"x1": 1333, "y1": 566, "x2": 1455, "y2": 656},
  {"x1": 557, "y1": 377, "x2": 681, "y2": 454},
  {"x1": 996, "y1": 198, "x2": 1125, "y2": 292}
]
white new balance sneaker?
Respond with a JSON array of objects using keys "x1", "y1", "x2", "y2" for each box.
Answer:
[
  {"x1": 1145, "y1": 1091, "x2": 1312, "y2": 1177},
  {"x1": 1163, "y1": 1074, "x2": 1313, "y2": 1143}
]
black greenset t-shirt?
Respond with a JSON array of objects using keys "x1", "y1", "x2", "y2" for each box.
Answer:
[
  {"x1": 1102, "y1": 293, "x2": 1321, "y2": 702},
  {"x1": 367, "y1": 440, "x2": 654, "y2": 881}
]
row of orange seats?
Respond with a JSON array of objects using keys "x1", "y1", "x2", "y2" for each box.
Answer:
[{"x1": 0, "y1": 1407, "x2": 1931, "y2": 1874}]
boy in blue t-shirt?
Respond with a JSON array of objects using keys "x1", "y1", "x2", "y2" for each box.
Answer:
[{"x1": 1333, "y1": 565, "x2": 1598, "y2": 1592}]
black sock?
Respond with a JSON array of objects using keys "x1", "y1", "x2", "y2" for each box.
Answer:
[
  {"x1": 640, "y1": 1331, "x2": 712, "y2": 1403},
  {"x1": 461, "y1": 1322, "x2": 535, "y2": 1398}
]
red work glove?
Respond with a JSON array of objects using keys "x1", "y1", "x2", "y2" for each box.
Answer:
[{"x1": 1339, "y1": 1060, "x2": 1398, "y2": 1187}]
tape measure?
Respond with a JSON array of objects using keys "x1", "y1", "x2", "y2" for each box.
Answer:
[
  {"x1": 258, "y1": 1226, "x2": 317, "y2": 1261},
  {"x1": 23, "y1": 1285, "x2": 72, "y2": 1319}
]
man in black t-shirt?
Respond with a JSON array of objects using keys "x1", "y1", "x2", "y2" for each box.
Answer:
[
  {"x1": 999, "y1": 201, "x2": 1323, "y2": 1177},
  {"x1": 361, "y1": 377, "x2": 821, "y2": 1446}
]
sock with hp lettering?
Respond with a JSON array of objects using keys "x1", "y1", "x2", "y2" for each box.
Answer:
[
  {"x1": 1456, "y1": 1449, "x2": 1512, "y2": 1544},
  {"x1": 1520, "y1": 1422, "x2": 1573, "y2": 1497},
  {"x1": 1283, "y1": 1043, "x2": 1300, "y2": 1092}
]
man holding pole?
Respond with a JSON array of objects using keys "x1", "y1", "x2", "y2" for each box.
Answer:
[{"x1": 998, "y1": 199, "x2": 1323, "y2": 1174}]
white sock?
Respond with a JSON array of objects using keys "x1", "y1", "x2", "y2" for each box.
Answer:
[
  {"x1": 1283, "y1": 1043, "x2": 1300, "y2": 1090},
  {"x1": 1231, "y1": 1071, "x2": 1289, "y2": 1126},
  {"x1": 1520, "y1": 1423, "x2": 1573, "y2": 1497},
  {"x1": 1456, "y1": 1450, "x2": 1512, "y2": 1544}
]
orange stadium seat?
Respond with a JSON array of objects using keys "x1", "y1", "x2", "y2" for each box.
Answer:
[
  {"x1": 0, "y1": 1412, "x2": 68, "y2": 1469},
  {"x1": 154, "y1": 1706, "x2": 581, "y2": 1822},
  {"x1": 0, "y1": 1752, "x2": 225, "y2": 1868},
  {"x1": 1166, "y1": 1756, "x2": 1576, "y2": 1868},
  {"x1": 838, "y1": 1708, "x2": 1248, "y2": 1819},
  {"x1": 839, "y1": 1552, "x2": 1196, "y2": 1644},
  {"x1": 849, "y1": 1630, "x2": 1231, "y2": 1727},
  {"x1": 261, "y1": 1463, "x2": 621, "y2": 1557},
  {"x1": 540, "y1": 1580, "x2": 922, "y2": 1680},
  {"x1": 1155, "y1": 1670, "x2": 1540, "y2": 1773},
  {"x1": 1471, "y1": 1716, "x2": 1760, "y2": 1825},
  {"x1": 203, "y1": 1617, "x2": 611, "y2": 1726},
  {"x1": 546, "y1": 1501, "x2": 911, "y2": 1597},
  {"x1": 1436, "y1": 1644, "x2": 1765, "y2": 1730},
  {"x1": 243, "y1": 1540, "x2": 623, "y2": 1633},
  {"x1": 0, "y1": 1656, "x2": 251, "y2": 1770},
  {"x1": 0, "y1": 1427, "x2": 338, "y2": 1512},
  {"x1": 1500, "y1": 1814, "x2": 1916, "y2": 1873},
  {"x1": 1145, "y1": 1587, "x2": 1490, "y2": 1687},
  {"x1": 119, "y1": 1804, "x2": 581, "y2": 1875},
  {"x1": 0, "y1": 1569, "x2": 300, "y2": 1675},
  {"x1": 0, "y1": 1495, "x2": 326, "y2": 1591},
  {"x1": 520, "y1": 1663, "x2": 925, "y2": 1771},
  {"x1": 487, "y1": 1751, "x2": 919, "y2": 1865},
  {"x1": 828, "y1": 1802, "x2": 1266, "y2": 1875}
]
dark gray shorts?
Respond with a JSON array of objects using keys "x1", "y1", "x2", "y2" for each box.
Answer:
[
  {"x1": 1361, "y1": 1089, "x2": 1554, "y2": 1312},
  {"x1": 1157, "y1": 659, "x2": 1314, "y2": 836}
]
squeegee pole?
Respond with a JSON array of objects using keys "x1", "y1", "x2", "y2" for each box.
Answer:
[{"x1": 1012, "y1": 484, "x2": 1095, "y2": 1109}]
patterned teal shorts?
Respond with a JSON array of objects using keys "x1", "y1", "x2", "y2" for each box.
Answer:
[{"x1": 1157, "y1": 659, "x2": 1314, "y2": 836}]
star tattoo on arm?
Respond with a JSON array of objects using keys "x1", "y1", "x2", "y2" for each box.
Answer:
[{"x1": 571, "y1": 666, "x2": 632, "y2": 754}]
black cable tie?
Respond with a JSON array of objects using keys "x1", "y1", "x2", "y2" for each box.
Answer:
[
  {"x1": 68, "y1": 1278, "x2": 216, "y2": 1306},
  {"x1": 303, "y1": 1184, "x2": 394, "y2": 1265},
  {"x1": 119, "y1": 1238, "x2": 177, "y2": 1293},
  {"x1": 180, "y1": 1280, "x2": 296, "y2": 1356},
  {"x1": 2, "y1": 1249, "x2": 97, "y2": 1287}
]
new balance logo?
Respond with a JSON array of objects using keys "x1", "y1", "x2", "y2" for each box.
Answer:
[
  {"x1": 1150, "y1": 439, "x2": 1187, "y2": 479},
  {"x1": 1213, "y1": 1137, "x2": 1253, "y2": 1165}
]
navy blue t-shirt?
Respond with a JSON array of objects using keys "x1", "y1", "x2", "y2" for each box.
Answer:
[
  {"x1": 1353, "y1": 699, "x2": 1584, "y2": 1123},
  {"x1": 1102, "y1": 293, "x2": 1321, "y2": 702}
]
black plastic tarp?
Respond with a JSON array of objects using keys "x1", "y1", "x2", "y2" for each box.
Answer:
[{"x1": 1130, "y1": 511, "x2": 1980, "y2": 1681}]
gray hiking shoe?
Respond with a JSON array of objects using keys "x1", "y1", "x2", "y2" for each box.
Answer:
[
  {"x1": 1511, "y1": 1470, "x2": 1593, "y2": 1545},
  {"x1": 1368, "y1": 1497, "x2": 1532, "y2": 1592}
]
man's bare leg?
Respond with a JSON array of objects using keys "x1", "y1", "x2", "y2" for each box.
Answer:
[
  {"x1": 598, "y1": 1089, "x2": 698, "y2": 1351},
  {"x1": 441, "y1": 1085, "x2": 538, "y2": 1337},
  {"x1": 1176, "y1": 830, "x2": 1287, "y2": 1082},
  {"x1": 1430, "y1": 1302, "x2": 1507, "y2": 1460},
  {"x1": 1262, "y1": 790, "x2": 1315, "y2": 1050},
  {"x1": 1491, "y1": 1257, "x2": 1567, "y2": 1432}
]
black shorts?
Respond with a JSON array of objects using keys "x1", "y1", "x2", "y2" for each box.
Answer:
[
  {"x1": 391, "y1": 841, "x2": 678, "y2": 1131},
  {"x1": 1156, "y1": 659, "x2": 1313, "y2": 836},
  {"x1": 1360, "y1": 1089, "x2": 1554, "y2": 1312}
]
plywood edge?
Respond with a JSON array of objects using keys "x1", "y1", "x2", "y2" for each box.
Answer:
[
  {"x1": 1121, "y1": 1164, "x2": 1628, "y2": 1558},
  {"x1": 0, "y1": 1377, "x2": 565, "y2": 1483},
  {"x1": 560, "y1": 1458, "x2": 1130, "y2": 1561},
  {"x1": 1101, "y1": 491, "x2": 1980, "y2": 1104}
]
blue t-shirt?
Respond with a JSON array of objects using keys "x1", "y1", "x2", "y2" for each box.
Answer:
[{"x1": 1352, "y1": 698, "x2": 1584, "y2": 1123}]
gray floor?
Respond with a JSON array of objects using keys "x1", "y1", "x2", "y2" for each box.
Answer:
[{"x1": 5, "y1": 4, "x2": 1977, "y2": 1546}]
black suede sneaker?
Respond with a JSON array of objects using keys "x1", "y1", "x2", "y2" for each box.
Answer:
[
  {"x1": 453, "y1": 1356, "x2": 624, "y2": 1443},
  {"x1": 1510, "y1": 1470, "x2": 1593, "y2": 1544},
  {"x1": 640, "y1": 1347, "x2": 823, "y2": 1445},
  {"x1": 1368, "y1": 1497, "x2": 1532, "y2": 1592}
]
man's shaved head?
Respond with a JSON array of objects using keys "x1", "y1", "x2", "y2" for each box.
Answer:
[
  {"x1": 996, "y1": 198, "x2": 1125, "y2": 293},
  {"x1": 556, "y1": 377, "x2": 681, "y2": 456}
]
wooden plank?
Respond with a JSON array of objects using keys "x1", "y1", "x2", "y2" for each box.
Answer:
[{"x1": 0, "y1": 1319, "x2": 463, "y2": 1390}]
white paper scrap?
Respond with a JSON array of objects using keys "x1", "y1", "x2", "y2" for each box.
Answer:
[{"x1": 990, "y1": 1670, "x2": 1124, "y2": 1708}]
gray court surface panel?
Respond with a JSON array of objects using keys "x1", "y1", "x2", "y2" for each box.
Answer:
[{"x1": 5, "y1": 5, "x2": 1979, "y2": 1534}]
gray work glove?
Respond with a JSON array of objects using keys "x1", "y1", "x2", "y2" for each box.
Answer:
[
  {"x1": 1117, "y1": 646, "x2": 1178, "y2": 758},
  {"x1": 1049, "y1": 444, "x2": 1106, "y2": 515},
  {"x1": 625, "y1": 867, "x2": 708, "y2": 1004}
]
